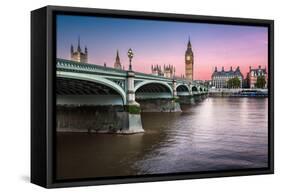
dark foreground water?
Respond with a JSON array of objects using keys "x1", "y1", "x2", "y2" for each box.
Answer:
[{"x1": 56, "y1": 97, "x2": 268, "y2": 180}]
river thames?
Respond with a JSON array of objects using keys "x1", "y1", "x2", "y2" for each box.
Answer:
[{"x1": 56, "y1": 97, "x2": 268, "y2": 180}]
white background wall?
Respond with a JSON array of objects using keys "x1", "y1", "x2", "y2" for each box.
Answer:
[{"x1": 0, "y1": 0, "x2": 279, "y2": 193}]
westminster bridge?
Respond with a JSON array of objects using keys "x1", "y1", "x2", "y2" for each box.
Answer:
[{"x1": 56, "y1": 58, "x2": 208, "y2": 134}]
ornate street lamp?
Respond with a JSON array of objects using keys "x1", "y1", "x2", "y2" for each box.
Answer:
[{"x1": 127, "y1": 48, "x2": 134, "y2": 71}]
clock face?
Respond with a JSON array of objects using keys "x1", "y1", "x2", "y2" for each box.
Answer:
[{"x1": 186, "y1": 56, "x2": 191, "y2": 61}]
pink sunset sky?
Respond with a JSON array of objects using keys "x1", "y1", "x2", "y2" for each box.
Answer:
[{"x1": 57, "y1": 15, "x2": 268, "y2": 80}]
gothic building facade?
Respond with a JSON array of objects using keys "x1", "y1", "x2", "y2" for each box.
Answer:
[
  {"x1": 185, "y1": 37, "x2": 194, "y2": 81},
  {"x1": 151, "y1": 64, "x2": 175, "y2": 78},
  {"x1": 70, "y1": 37, "x2": 88, "y2": 63},
  {"x1": 212, "y1": 66, "x2": 243, "y2": 88}
]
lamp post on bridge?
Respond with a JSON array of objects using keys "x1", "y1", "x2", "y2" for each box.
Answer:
[
  {"x1": 124, "y1": 48, "x2": 144, "y2": 133},
  {"x1": 126, "y1": 48, "x2": 137, "y2": 105},
  {"x1": 127, "y1": 48, "x2": 134, "y2": 71}
]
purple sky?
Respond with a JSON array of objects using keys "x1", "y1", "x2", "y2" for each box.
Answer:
[{"x1": 57, "y1": 15, "x2": 268, "y2": 80}]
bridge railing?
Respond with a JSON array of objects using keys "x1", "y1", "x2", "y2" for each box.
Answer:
[
  {"x1": 57, "y1": 58, "x2": 127, "y2": 75},
  {"x1": 56, "y1": 58, "x2": 207, "y2": 90}
]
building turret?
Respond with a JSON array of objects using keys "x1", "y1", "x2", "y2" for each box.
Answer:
[{"x1": 70, "y1": 37, "x2": 88, "y2": 63}]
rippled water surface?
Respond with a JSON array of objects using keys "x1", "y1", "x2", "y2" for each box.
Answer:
[{"x1": 56, "y1": 97, "x2": 268, "y2": 180}]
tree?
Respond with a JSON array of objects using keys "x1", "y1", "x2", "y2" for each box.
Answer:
[
  {"x1": 255, "y1": 76, "x2": 266, "y2": 88},
  {"x1": 227, "y1": 77, "x2": 241, "y2": 88}
]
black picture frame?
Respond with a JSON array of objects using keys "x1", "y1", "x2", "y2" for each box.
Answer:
[{"x1": 31, "y1": 5, "x2": 274, "y2": 188}]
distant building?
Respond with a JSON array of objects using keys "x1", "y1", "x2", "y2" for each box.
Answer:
[
  {"x1": 163, "y1": 64, "x2": 175, "y2": 78},
  {"x1": 246, "y1": 66, "x2": 267, "y2": 88},
  {"x1": 212, "y1": 66, "x2": 243, "y2": 88},
  {"x1": 151, "y1": 64, "x2": 175, "y2": 78},
  {"x1": 70, "y1": 37, "x2": 88, "y2": 63},
  {"x1": 151, "y1": 65, "x2": 163, "y2": 76},
  {"x1": 114, "y1": 50, "x2": 122, "y2": 69},
  {"x1": 185, "y1": 37, "x2": 194, "y2": 81}
]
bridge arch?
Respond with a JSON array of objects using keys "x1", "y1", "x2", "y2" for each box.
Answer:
[
  {"x1": 134, "y1": 80, "x2": 173, "y2": 99},
  {"x1": 192, "y1": 85, "x2": 199, "y2": 92},
  {"x1": 176, "y1": 84, "x2": 190, "y2": 93},
  {"x1": 57, "y1": 71, "x2": 126, "y2": 104},
  {"x1": 176, "y1": 84, "x2": 190, "y2": 96},
  {"x1": 135, "y1": 80, "x2": 173, "y2": 93}
]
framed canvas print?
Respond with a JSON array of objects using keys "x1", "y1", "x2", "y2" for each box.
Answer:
[{"x1": 31, "y1": 5, "x2": 274, "y2": 188}]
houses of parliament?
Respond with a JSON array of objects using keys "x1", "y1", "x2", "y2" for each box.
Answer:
[
  {"x1": 148, "y1": 37, "x2": 194, "y2": 80},
  {"x1": 70, "y1": 37, "x2": 194, "y2": 81}
]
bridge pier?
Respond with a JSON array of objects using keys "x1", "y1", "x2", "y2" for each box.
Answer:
[
  {"x1": 178, "y1": 96, "x2": 195, "y2": 105},
  {"x1": 179, "y1": 93, "x2": 208, "y2": 105},
  {"x1": 136, "y1": 99, "x2": 181, "y2": 112},
  {"x1": 122, "y1": 71, "x2": 144, "y2": 134},
  {"x1": 56, "y1": 105, "x2": 129, "y2": 133},
  {"x1": 56, "y1": 104, "x2": 144, "y2": 134}
]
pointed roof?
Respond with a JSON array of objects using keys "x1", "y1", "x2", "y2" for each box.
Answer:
[
  {"x1": 212, "y1": 66, "x2": 243, "y2": 78},
  {"x1": 116, "y1": 50, "x2": 120, "y2": 60},
  {"x1": 188, "y1": 36, "x2": 192, "y2": 48}
]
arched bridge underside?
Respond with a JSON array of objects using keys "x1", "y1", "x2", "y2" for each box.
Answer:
[
  {"x1": 135, "y1": 83, "x2": 173, "y2": 99},
  {"x1": 57, "y1": 77, "x2": 125, "y2": 105},
  {"x1": 176, "y1": 85, "x2": 190, "y2": 96},
  {"x1": 56, "y1": 58, "x2": 208, "y2": 106},
  {"x1": 57, "y1": 77, "x2": 121, "y2": 96}
]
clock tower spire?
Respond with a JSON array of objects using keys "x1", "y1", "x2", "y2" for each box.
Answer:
[{"x1": 185, "y1": 36, "x2": 194, "y2": 80}]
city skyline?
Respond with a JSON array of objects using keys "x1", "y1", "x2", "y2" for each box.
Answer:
[{"x1": 57, "y1": 15, "x2": 268, "y2": 80}]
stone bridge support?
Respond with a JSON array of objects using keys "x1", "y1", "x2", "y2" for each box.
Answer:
[{"x1": 123, "y1": 71, "x2": 144, "y2": 134}]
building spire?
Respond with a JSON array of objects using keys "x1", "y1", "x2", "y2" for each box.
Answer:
[
  {"x1": 114, "y1": 49, "x2": 122, "y2": 69},
  {"x1": 188, "y1": 35, "x2": 191, "y2": 48},
  {"x1": 116, "y1": 50, "x2": 120, "y2": 60}
]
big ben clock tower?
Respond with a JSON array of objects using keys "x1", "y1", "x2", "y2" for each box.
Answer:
[{"x1": 185, "y1": 37, "x2": 194, "y2": 81}]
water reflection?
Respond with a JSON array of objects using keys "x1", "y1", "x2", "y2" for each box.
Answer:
[{"x1": 56, "y1": 97, "x2": 268, "y2": 179}]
